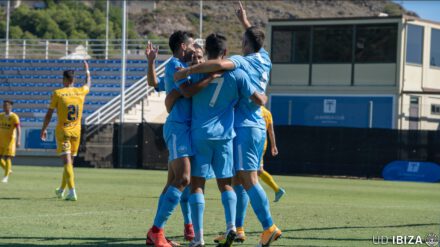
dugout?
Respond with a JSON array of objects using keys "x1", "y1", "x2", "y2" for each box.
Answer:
[{"x1": 267, "y1": 15, "x2": 440, "y2": 130}]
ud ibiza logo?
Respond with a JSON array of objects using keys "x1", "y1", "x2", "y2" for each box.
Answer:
[
  {"x1": 323, "y1": 99, "x2": 337, "y2": 114},
  {"x1": 407, "y1": 162, "x2": 420, "y2": 173},
  {"x1": 425, "y1": 233, "x2": 439, "y2": 247}
]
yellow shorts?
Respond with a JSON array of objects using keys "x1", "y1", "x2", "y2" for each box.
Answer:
[
  {"x1": 0, "y1": 138, "x2": 16, "y2": 157},
  {"x1": 56, "y1": 133, "x2": 80, "y2": 157}
]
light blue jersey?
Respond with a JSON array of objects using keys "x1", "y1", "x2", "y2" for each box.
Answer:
[
  {"x1": 191, "y1": 69, "x2": 256, "y2": 140},
  {"x1": 191, "y1": 69, "x2": 255, "y2": 179},
  {"x1": 164, "y1": 57, "x2": 191, "y2": 124},
  {"x1": 228, "y1": 48, "x2": 272, "y2": 130},
  {"x1": 163, "y1": 57, "x2": 192, "y2": 162},
  {"x1": 154, "y1": 76, "x2": 165, "y2": 92}
]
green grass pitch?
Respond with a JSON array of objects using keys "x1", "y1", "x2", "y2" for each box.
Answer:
[{"x1": 0, "y1": 166, "x2": 439, "y2": 246}]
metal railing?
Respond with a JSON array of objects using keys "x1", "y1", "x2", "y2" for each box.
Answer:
[
  {"x1": 84, "y1": 56, "x2": 171, "y2": 138},
  {"x1": 0, "y1": 39, "x2": 170, "y2": 60}
]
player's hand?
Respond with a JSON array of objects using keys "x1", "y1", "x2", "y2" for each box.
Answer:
[
  {"x1": 16, "y1": 141, "x2": 21, "y2": 148},
  {"x1": 83, "y1": 60, "x2": 89, "y2": 71},
  {"x1": 271, "y1": 146, "x2": 278, "y2": 156},
  {"x1": 236, "y1": 1, "x2": 247, "y2": 23},
  {"x1": 145, "y1": 41, "x2": 158, "y2": 61},
  {"x1": 40, "y1": 130, "x2": 47, "y2": 141},
  {"x1": 210, "y1": 71, "x2": 223, "y2": 79}
]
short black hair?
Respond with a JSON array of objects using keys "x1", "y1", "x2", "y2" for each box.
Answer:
[
  {"x1": 205, "y1": 33, "x2": 227, "y2": 59},
  {"x1": 3, "y1": 100, "x2": 13, "y2": 105},
  {"x1": 63, "y1": 70, "x2": 75, "y2": 82},
  {"x1": 245, "y1": 26, "x2": 265, "y2": 52},
  {"x1": 168, "y1": 31, "x2": 194, "y2": 54}
]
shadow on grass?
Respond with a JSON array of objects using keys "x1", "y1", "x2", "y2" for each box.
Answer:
[
  {"x1": 0, "y1": 223, "x2": 436, "y2": 246},
  {"x1": 0, "y1": 197, "x2": 22, "y2": 200}
]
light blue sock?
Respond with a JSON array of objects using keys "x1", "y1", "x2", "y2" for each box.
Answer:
[
  {"x1": 189, "y1": 193, "x2": 205, "y2": 240},
  {"x1": 154, "y1": 193, "x2": 166, "y2": 217},
  {"x1": 221, "y1": 190, "x2": 237, "y2": 231},
  {"x1": 234, "y1": 185, "x2": 249, "y2": 228},
  {"x1": 153, "y1": 186, "x2": 182, "y2": 228},
  {"x1": 180, "y1": 186, "x2": 192, "y2": 224},
  {"x1": 247, "y1": 183, "x2": 273, "y2": 230}
]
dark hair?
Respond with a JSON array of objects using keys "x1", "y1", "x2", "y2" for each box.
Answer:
[
  {"x1": 244, "y1": 26, "x2": 265, "y2": 52},
  {"x1": 168, "y1": 31, "x2": 194, "y2": 54},
  {"x1": 3, "y1": 100, "x2": 13, "y2": 105},
  {"x1": 63, "y1": 70, "x2": 75, "y2": 82},
  {"x1": 205, "y1": 33, "x2": 227, "y2": 59}
]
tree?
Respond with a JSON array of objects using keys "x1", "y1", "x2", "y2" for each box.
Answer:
[{"x1": 9, "y1": 26, "x2": 23, "y2": 39}]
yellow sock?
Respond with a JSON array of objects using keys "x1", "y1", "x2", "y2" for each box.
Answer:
[
  {"x1": 259, "y1": 170, "x2": 280, "y2": 193},
  {"x1": 60, "y1": 169, "x2": 68, "y2": 190},
  {"x1": 64, "y1": 163, "x2": 75, "y2": 189},
  {"x1": 0, "y1": 159, "x2": 5, "y2": 174},
  {"x1": 5, "y1": 159, "x2": 12, "y2": 177}
]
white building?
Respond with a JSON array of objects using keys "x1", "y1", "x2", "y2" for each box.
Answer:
[{"x1": 266, "y1": 15, "x2": 440, "y2": 130}]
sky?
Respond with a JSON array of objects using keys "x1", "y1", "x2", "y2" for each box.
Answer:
[{"x1": 393, "y1": 0, "x2": 440, "y2": 22}]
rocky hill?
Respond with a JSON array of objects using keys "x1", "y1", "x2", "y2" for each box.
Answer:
[{"x1": 131, "y1": 0, "x2": 413, "y2": 53}]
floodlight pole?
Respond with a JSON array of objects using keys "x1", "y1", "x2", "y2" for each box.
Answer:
[
  {"x1": 199, "y1": 0, "x2": 203, "y2": 39},
  {"x1": 105, "y1": 0, "x2": 109, "y2": 60},
  {"x1": 119, "y1": 0, "x2": 127, "y2": 167},
  {"x1": 5, "y1": 0, "x2": 10, "y2": 59}
]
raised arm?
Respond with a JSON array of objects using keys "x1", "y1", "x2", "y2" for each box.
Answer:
[
  {"x1": 83, "y1": 60, "x2": 91, "y2": 88},
  {"x1": 41, "y1": 109, "x2": 54, "y2": 141},
  {"x1": 145, "y1": 41, "x2": 160, "y2": 88},
  {"x1": 236, "y1": 1, "x2": 251, "y2": 29},
  {"x1": 174, "y1": 60, "x2": 234, "y2": 81}
]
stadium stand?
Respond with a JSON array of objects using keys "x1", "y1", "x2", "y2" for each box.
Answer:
[{"x1": 0, "y1": 59, "x2": 160, "y2": 126}]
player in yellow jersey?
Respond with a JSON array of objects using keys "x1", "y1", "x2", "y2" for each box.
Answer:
[
  {"x1": 0, "y1": 100, "x2": 21, "y2": 183},
  {"x1": 259, "y1": 106, "x2": 286, "y2": 202},
  {"x1": 40, "y1": 60, "x2": 91, "y2": 201}
]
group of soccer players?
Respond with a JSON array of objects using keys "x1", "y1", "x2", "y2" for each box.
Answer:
[
  {"x1": 0, "y1": 1, "x2": 287, "y2": 246},
  {"x1": 144, "y1": 2, "x2": 284, "y2": 247}
]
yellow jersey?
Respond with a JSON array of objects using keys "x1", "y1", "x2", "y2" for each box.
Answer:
[
  {"x1": 49, "y1": 85, "x2": 89, "y2": 136},
  {"x1": 0, "y1": 112, "x2": 20, "y2": 142},
  {"x1": 261, "y1": 106, "x2": 273, "y2": 131}
]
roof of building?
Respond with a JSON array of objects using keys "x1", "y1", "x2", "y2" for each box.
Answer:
[{"x1": 269, "y1": 15, "x2": 440, "y2": 26}]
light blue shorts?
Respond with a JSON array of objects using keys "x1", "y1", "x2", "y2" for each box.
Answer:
[
  {"x1": 234, "y1": 127, "x2": 266, "y2": 171},
  {"x1": 191, "y1": 139, "x2": 234, "y2": 179},
  {"x1": 163, "y1": 121, "x2": 193, "y2": 162}
]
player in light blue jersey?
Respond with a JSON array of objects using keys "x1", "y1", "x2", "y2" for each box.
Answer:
[
  {"x1": 146, "y1": 31, "x2": 197, "y2": 247},
  {"x1": 145, "y1": 41, "x2": 206, "y2": 245},
  {"x1": 147, "y1": 41, "x2": 205, "y2": 93},
  {"x1": 174, "y1": 2, "x2": 282, "y2": 246},
  {"x1": 165, "y1": 33, "x2": 267, "y2": 247}
]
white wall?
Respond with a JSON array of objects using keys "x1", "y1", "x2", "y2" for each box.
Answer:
[
  {"x1": 271, "y1": 64, "x2": 309, "y2": 86},
  {"x1": 354, "y1": 64, "x2": 396, "y2": 86},
  {"x1": 311, "y1": 64, "x2": 351, "y2": 86},
  {"x1": 404, "y1": 65, "x2": 423, "y2": 91}
]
